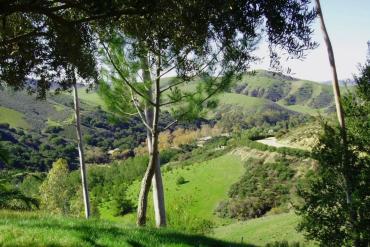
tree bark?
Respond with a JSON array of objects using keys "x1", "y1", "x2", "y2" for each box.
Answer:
[
  {"x1": 315, "y1": 0, "x2": 345, "y2": 129},
  {"x1": 315, "y1": 1, "x2": 358, "y2": 245},
  {"x1": 136, "y1": 53, "x2": 166, "y2": 227},
  {"x1": 72, "y1": 79, "x2": 91, "y2": 219},
  {"x1": 151, "y1": 54, "x2": 166, "y2": 226}
]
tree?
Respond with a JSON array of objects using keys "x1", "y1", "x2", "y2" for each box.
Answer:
[
  {"x1": 297, "y1": 56, "x2": 370, "y2": 246},
  {"x1": 314, "y1": 1, "x2": 358, "y2": 243},
  {"x1": 0, "y1": 171, "x2": 39, "y2": 210},
  {"x1": 99, "y1": 0, "x2": 317, "y2": 227},
  {"x1": 0, "y1": 1, "x2": 156, "y2": 219},
  {"x1": 0, "y1": 1, "x2": 154, "y2": 97},
  {"x1": 72, "y1": 69, "x2": 91, "y2": 218},
  {"x1": 39, "y1": 158, "x2": 72, "y2": 215}
]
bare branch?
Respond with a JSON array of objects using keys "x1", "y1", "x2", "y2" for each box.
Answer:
[
  {"x1": 163, "y1": 119, "x2": 178, "y2": 130},
  {"x1": 129, "y1": 87, "x2": 153, "y2": 132}
]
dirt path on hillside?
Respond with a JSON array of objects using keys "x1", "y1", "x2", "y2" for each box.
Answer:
[{"x1": 256, "y1": 137, "x2": 297, "y2": 149}]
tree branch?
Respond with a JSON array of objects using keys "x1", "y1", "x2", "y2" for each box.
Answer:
[
  {"x1": 129, "y1": 87, "x2": 153, "y2": 132},
  {"x1": 101, "y1": 42, "x2": 155, "y2": 106}
]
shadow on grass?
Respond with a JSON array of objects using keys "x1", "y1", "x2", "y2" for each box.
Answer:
[{"x1": 1, "y1": 215, "x2": 256, "y2": 247}]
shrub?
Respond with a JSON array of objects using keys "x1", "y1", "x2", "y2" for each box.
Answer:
[
  {"x1": 176, "y1": 176, "x2": 187, "y2": 185},
  {"x1": 39, "y1": 159, "x2": 72, "y2": 215},
  {"x1": 216, "y1": 157, "x2": 296, "y2": 220}
]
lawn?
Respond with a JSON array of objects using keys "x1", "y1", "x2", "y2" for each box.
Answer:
[
  {"x1": 213, "y1": 213, "x2": 317, "y2": 246},
  {"x1": 0, "y1": 210, "x2": 248, "y2": 247},
  {"x1": 0, "y1": 106, "x2": 29, "y2": 129}
]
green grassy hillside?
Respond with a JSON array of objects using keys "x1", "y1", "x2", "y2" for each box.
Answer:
[
  {"x1": 0, "y1": 70, "x2": 335, "y2": 131},
  {"x1": 0, "y1": 211, "x2": 247, "y2": 247},
  {"x1": 0, "y1": 210, "x2": 315, "y2": 247},
  {"x1": 102, "y1": 154, "x2": 245, "y2": 227},
  {"x1": 233, "y1": 70, "x2": 335, "y2": 111},
  {"x1": 0, "y1": 106, "x2": 29, "y2": 129},
  {"x1": 213, "y1": 213, "x2": 316, "y2": 246}
]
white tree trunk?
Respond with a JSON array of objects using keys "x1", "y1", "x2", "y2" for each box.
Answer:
[
  {"x1": 315, "y1": 1, "x2": 359, "y2": 245},
  {"x1": 315, "y1": 0, "x2": 345, "y2": 128},
  {"x1": 73, "y1": 81, "x2": 91, "y2": 219},
  {"x1": 152, "y1": 153, "x2": 166, "y2": 227},
  {"x1": 136, "y1": 53, "x2": 166, "y2": 227}
]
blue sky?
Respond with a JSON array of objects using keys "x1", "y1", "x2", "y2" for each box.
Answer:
[{"x1": 254, "y1": 0, "x2": 370, "y2": 81}]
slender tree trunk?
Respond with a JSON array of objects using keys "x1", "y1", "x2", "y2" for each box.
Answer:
[
  {"x1": 151, "y1": 54, "x2": 166, "y2": 226},
  {"x1": 315, "y1": 1, "x2": 358, "y2": 245},
  {"x1": 72, "y1": 79, "x2": 91, "y2": 219},
  {"x1": 315, "y1": 0, "x2": 345, "y2": 128},
  {"x1": 136, "y1": 53, "x2": 166, "y2": 227}
]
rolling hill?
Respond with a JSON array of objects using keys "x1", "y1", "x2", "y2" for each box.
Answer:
[
  {"x1": 0, "y1": 70, "x2": 335, "y2": 131},
  {"x1": 0, "y1": 70, "x2": 335, "y2": 170}
]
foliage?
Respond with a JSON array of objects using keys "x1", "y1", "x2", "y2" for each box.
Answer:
[
  {"x1": 0, "y1": 171, "x2": 39, "y2": 210},
  {"x1": 39, "y1": 159, "x2": 83, "y2": 216},
  {"x1": 86, "y1": 156, "x2": 149, "y2": 216},
  {"x1": 0, "y1": 124, "x2": 78, "y2": 170},
  {"x1": 297, "y1": 61, "x2": 370, "y2": 246},
  {"x1": 0, "y1": 1, "x2": 156, "y2": 97},
  {"x1": 176, "y1": 176, "x2": 187, "y2": 185},
  {"x1": 0, "y1": 141, "x2": 9, "y2": 165},
  {"x1": 216, "y1": 157, "x2": 295, "y2": 220}
]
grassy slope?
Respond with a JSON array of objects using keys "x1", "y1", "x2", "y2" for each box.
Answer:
[
  {"x1": 0, "y1": 211, "x2": 247, "y2": 247},
  {"x1": 213, "y1": 213, "x2": 316, "y2": 246},
  {"x1": 101, "y1": 152, "x2": 312, "y2": 246},
  {"x1": 102, "y1": 154, "x2": 245, "y2": 226},
  {"x1": 75, "y1": 88, "x2": 106, "y2": 108},
  {"x1": 217, "y1": 93, "x2": 270, "y2": 110},
  {"x1": 0, "y1": 106, "x2": 29, "y2": 129}
]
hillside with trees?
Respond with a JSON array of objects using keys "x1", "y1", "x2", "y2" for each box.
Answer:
[{"x1": 0, "y1": 1, "x2": 369, "y2": 246}]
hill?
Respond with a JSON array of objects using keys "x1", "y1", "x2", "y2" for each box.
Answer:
[{"x1": 231, "y1": 70, "x2": 335, "y2": 112}]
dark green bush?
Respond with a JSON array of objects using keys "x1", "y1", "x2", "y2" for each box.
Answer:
[{"x1": 176, "y1": 176, "x2": 187, "y2": 185}]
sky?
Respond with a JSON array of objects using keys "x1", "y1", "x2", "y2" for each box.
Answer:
[{"x1": 253, "y1": 0, "x2": 370, "y2": 82}]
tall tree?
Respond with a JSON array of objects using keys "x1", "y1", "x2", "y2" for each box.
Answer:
[
  {"x1": 297, "y1": 56, "x2": 370, "y2": 246},
  {"x1": 99, "y1": 0, "x2": 317, "y2": 227},
  {"x1": 314, "y1": 0, "x2": 358, "y2": 240},
  {"x1": 0, "y1": 1, "x2": 153, "y2": 218},
  {"x1": 315, "y1": 0, "x2": 345, "y2": 128},
  {"x1": 0, "y1": 1, "x2": 153, "y2": 96},
  {"x1": 72, "y1": 68, "x2": 91, "y2": 218}
]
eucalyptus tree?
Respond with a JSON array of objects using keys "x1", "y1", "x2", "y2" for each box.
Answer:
[
  {"x1": 314, "y1": 0, "x2": 359, "y2": 240},
  {"x1": 99, "y1": 0, "x2": 317, "y2": 227}
]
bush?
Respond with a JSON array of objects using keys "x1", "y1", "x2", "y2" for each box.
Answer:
[
  {"x1": 176, "y1": 176, "x2": 187, "y2": 185},
  {"x1": 216, "y1": 157, "x2": 295, "y2": 220},
  {"x1": 39, "y1": 159, "x2": 73, "y2": 215},
  {"x1": 265, "y1": 241, "x2": 301, "y2": 247}
]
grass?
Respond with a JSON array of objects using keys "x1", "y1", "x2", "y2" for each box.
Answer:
[
  {"x1": 279, "y1": 104, "x2": 324, "y2": 116},
  {"x1": 213, "y1": 213, "x2": 317, "y2": 246},
  {"x1": 0, "y1": 106, "x2": 29, "y2": 129},
  {"x1": 76, "y1": 89, "x2": 106, "y2": 108},
  {"x1": 103, "y1": 154, "x2": 245, "y2": 227},
  {"x1": 217, "y1": 93, "x2": 270, "y2": 111},
  {"x1": 0, "y1": 210, "x2": 249, "y2": 247}
]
